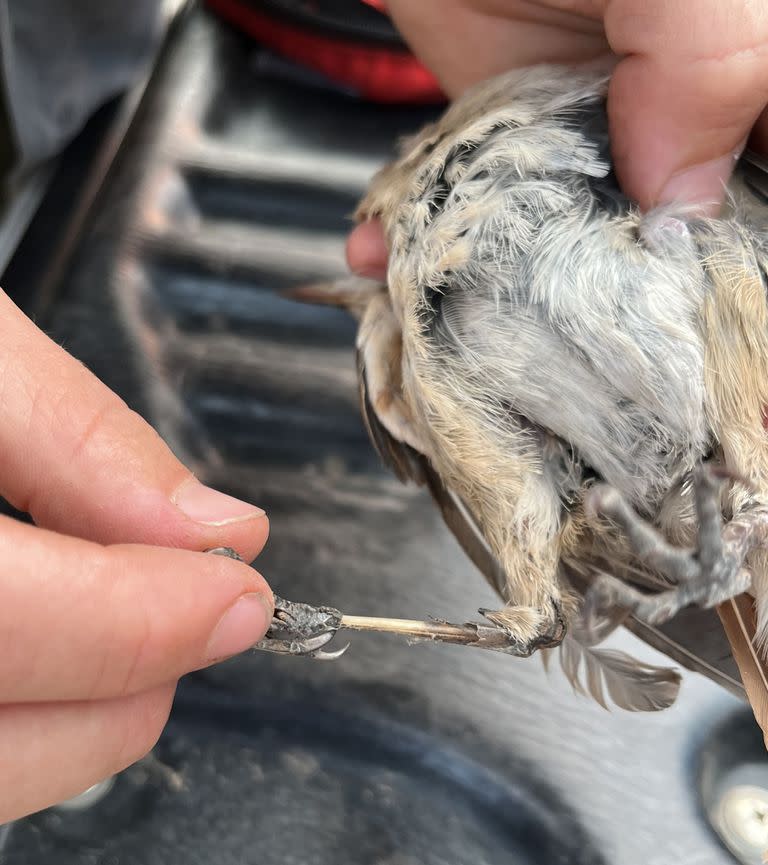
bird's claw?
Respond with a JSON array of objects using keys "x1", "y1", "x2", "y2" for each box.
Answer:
[
  {"x1": 205, "y1": 548, "x2": 348, "y2": 660},
  {"x1": 257, "y1": 595, "x2": 348, "y2": 660},
  {"x1": 251, "y1": 630, "x2": 348, "y2": 660},
  {"x1": 583, "y1": 466, "x2": 766, "y2": 625}
]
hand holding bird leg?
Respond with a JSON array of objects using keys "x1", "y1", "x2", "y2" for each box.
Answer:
[{"x1": 585, "y1": 467, "x2": 768, "y2": 625}]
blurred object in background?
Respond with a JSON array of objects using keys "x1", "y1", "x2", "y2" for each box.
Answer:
[
  {"x1": 0, "y1": 0, "x2": 180, "y2": 276},
  {"x1": 0, "y1": 0, "x2": 166, "y2": 192},
  {"x1": 204, "y1": 0, "x2": 445, "y2": 103}
]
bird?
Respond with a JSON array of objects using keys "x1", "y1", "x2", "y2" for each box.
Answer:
[{"x1": 277, "y1": 64, "x2": 768, "y2": 733}]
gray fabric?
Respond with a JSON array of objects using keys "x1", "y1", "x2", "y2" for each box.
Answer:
[{"x1": 0, "y1": 0, "x2": 163, "y2": 184}]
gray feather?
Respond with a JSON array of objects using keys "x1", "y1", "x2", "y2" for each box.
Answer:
[{"x1": 557, "y1": 639, "x2": 681, "y2": 711}]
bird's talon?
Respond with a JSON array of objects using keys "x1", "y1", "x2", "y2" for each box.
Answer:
[
  {"x1": 252, "y1": 632, "x2": 349, "y2": 660},
  {"x1": 255, "y1": 595, "x2": 345, "y2": 658}
]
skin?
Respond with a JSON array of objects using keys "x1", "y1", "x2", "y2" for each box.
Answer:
[
  {"x1": 347, "y1": 0, "x2": 768, "y2": 279},
  {"x1": 0, "y1": 289, "x2": 273, "y2": 822}
]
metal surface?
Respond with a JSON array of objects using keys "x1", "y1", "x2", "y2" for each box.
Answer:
[{"x1": 0, "y1": 7, "x2": 758, "y2": 863}]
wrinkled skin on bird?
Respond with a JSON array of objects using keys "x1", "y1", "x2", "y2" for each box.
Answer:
[{"x1": 257, "y1": 66, "x2": 768, "y2": 719}]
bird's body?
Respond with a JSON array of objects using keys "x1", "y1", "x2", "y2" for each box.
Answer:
[{"x1": 292, "y1": 65, "x2": 768, "y2": 723}]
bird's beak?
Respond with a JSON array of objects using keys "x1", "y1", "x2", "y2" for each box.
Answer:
[{"x1": 282, "y1": 276, "x2": 384, "y2": 315}]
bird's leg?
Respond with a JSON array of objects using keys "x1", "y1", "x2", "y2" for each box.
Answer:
[
  {"x1": 584, "y1": 466, "x2": 768, "y2": 625},
  {"x1": 253, "y1": 595, "x2": 348, "y2": 660},
  {"x1": 338, "y1": 611, "x2": 562, "y2": 656},
  {"x1": 206, "y1": 548, "x2": 552, "y2": 659},
  {"x1": 255, "y1": 598, "x2": 561, "y2": 659},
  {"x1": 479, "y1": 601, "x2": 567, "y2": 653}
]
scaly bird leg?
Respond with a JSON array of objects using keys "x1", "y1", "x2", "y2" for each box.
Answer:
[
  {"x1": 584, "y1": 466, "x2": 768, "y2": 625},
  {"x1": 207, "y1": 547, "x2": 549, "y2": 659}
]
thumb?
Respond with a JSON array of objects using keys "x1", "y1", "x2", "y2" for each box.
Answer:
[{"x1": 606, "y1": 0, "x2": 768, "y2": 212}]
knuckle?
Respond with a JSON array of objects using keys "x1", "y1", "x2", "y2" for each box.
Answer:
[{"x1": 64, "y1": 395, "x2": 130, "y2": 465}]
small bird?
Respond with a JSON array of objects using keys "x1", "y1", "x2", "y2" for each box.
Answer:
[{"x1": 276, "y1": 64, "x2": 768, "y2": 733}]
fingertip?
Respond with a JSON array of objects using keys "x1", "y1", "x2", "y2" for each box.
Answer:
[
  {"x1": 608, "y1": 49, "x2": 765, "y2": 214},
  {"x1": 200, "y1": 510, "x2": 270, "y2": 566},
  {"x1": 0, "y1": 684, "x2": 180, "y2": 822},
  {"x1": 171, "y1": 478, "x2": 265, "y2": 526},
  {"x1": 655, "y1": 153, "x2": 736, "y2": 215},
  {"x1": 96, "y1": 542, "x2": 275, "y2": 691},
  {"x1": 187, "y1": 542, "x2": 274, "y2": 605},
  {"x1": 346, "y1": 220, "x2": 388, "y2": 281},
  {"x1": 170, "y1": 478, "x2": 270, "y2": 562},
  {"x1": 195, "y1": 550, "x2": 274, "y2": 666},
  {"x1": 204, "y1": 591, "x2": 273, "y2": 663},
  {"x1": 114, "y1": 684, "x2": 177, "y2": 772},
  {"x1": 63, "y1": 477, "x2": 271, "y2": 563}
]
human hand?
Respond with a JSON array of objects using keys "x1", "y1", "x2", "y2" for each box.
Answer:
[
  {"x1": 348, "y1": 0, "x2": 768, "y2": 280},
  {"x1": 0, "y1": 289, "x2": 273, "y2": 823}
]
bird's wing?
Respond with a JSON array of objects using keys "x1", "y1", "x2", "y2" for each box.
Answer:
[
  {"x1": 625, "y1": 610, "x2": 744, "y2": 699},
  {"x1": 356, "y1": 348, "x2": 426, "y2": 486},
  {"x1": 357, "y1": 349, "x2": 508, "y2": 598},
  {"x1": 420, "y1": 464, "x2": 510, "y2": 600}
]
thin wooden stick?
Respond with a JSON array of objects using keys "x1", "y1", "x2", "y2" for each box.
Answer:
[{"x1": 340, "y1": 614, "x2": 482, "y2": 644}]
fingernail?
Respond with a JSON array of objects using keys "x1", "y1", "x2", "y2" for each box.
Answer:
[
  {"x1": 658, "y1": 152, "x2": 740, "y2": 214},
  {"x1": 205, "y1": 593, "x2": 273, "y2": 661},
  {"x1": 172, "y1": 479, "x2": 265, "y2": 526}
]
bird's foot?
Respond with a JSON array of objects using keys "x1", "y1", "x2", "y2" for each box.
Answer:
[
  {"x1": 206, "y1": 547, "x2": 348, "y2": 659},
  {"x1": 478, "y1": 601, "x2": 566, "y2": 655},
  {"x1": 584, "y1": 465, "x2": 768, "y2": 625},
  {"x1": 252, "y1": 595, "x2": 349, "y2": 660}
]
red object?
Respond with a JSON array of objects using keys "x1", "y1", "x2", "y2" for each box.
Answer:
[{"x1": 205, "y1": 0, "x2": 444, "y2": 104}]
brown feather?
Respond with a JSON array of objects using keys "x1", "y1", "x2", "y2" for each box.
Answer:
[
  {"x1": 717, "y1": 595, "x2": 768, "y2": 745},
  {"x1": 624, "y1": 612, "x2": 744, "y2": 701},
  {"x1": 357, "y1": 350, "x2": 425, "y2": 486},
  {"x1": 421, "y1": 464, "x2": 510, "y2": 601},
  {"x1": 359, "y1": 351, "x2": 508, "y2": 596}
]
